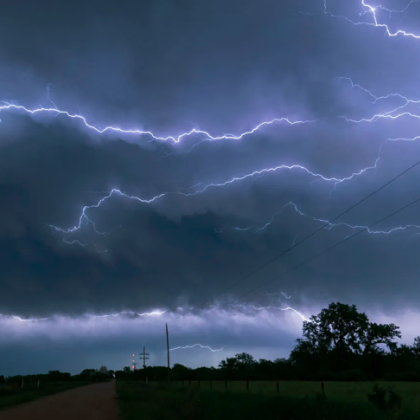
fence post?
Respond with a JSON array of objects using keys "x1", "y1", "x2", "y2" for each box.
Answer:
[
  {"x1": 321, "y1": 382, "x2": 325, "y2": 394},
  {"x1": 276, "y1": 382, "x2": 279, "y2": 394},
  {"x1": 198, "y1": 380, "x2": 200, "y2": 388},
  {"x1": 189, "y1": 379, "x2": 191, "y2": 387},
  {"x1": 225, "y1": 380, "x2": 227, "y2": 391}
]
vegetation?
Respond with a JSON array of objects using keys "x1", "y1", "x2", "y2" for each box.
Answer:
[
  {"x1": 116, "y1": 380, "x2": 420, "y2": 420},
  {"x1": 2, "y1": 302, "x2": 420, "y2": 418},
  {"x1": 116, "y1": 302, "x2": 420, "y2": 382},
  {"x1": 115, "y1": 302, "x2": 420, "y2": 419}
]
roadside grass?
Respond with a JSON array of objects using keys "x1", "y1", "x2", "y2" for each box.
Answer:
[
  {"x1": 0, "y1": 381, "x2": 93, "y2": 410},
  {"x1": 179, "y1": 380, "x2": 420, "y2": 407},
  {"x1": 117, "y1": 380, "x2": 420, "y2": 420}
]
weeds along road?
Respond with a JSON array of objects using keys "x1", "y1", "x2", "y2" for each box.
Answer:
[{"x1": 0, "y1": 380, "x2": 118, "y2": 420}]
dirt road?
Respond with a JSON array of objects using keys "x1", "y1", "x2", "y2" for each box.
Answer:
[{"x1": 0, "y1": 380, "x2": 119, "y2": 420}]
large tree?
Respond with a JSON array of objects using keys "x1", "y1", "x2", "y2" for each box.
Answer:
[
  {"x1": 219, "y1": 353, "x2": 256, "y2": 379},
  {"x1": 291, "y1": 302, "x2": 401, "y2": 363}
]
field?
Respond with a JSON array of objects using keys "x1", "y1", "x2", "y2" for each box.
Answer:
[
  {"x1": 117, "y1": 380, "x2": 420, "y2": 420},
  {"x1": 0, "y1": 381, "x2": 93, "y2": 410}
]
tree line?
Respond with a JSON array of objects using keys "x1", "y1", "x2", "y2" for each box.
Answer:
[
  {"x1": 115, "y1": 302, "x2": 420, "y2": 382},
  {"x1": 2, "y1": 303, "x2": 418, "y2": 383},
  {"x1": 1, "y1": 366, "x2": 114, "y2": 385}
]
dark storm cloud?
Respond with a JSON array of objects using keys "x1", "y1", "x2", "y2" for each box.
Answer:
[{"x1": 1, "y1": 0, "x2": 420, "y2": 375}]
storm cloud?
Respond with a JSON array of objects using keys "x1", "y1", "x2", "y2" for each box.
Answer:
[{"x1": 1, "y1": 0, "x2": 420, "y2": 375}]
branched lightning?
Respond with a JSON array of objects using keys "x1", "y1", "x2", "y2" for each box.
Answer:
[
  {"x1": 223, "y1": 201, "x2": 420, "y2": 236},
  {"x1": 1, "y1": 310, "x2": 167, "y2": 322},
  {"x1": 229, "y1": 304, "x2": 309, "y2": 322},
  {"x1": 334, "y1": 76, "x2": 420, "y2": 144},
  {"x1": 169, "y1": 344, "x2": 224, "y2": 352},
  {"x1": 335, "y1": 77, "x2": 420, "y2": 110},
  {"x1": 51, "y1": 160, "x2": 379, "y2": 242},
  {"x1": 0, "y1": 102, "x2": 314, "y2": 145},
  {"x1": 324, "y1": 0, "x2": 420, "y2": 39},
  {"x1": 5, "y1": 0, "x2": 420, "y2": 360}
]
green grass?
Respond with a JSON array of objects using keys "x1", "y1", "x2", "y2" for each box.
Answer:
[
  {"x1": 0, "y1": 381, "x2": 93, "y2": 410},
  {"x1": 117, "y1": 380, "x2": 420, "y2": 420},
  {"x1": 180, "y1": 380, "x2": 420, "y2": 404}
]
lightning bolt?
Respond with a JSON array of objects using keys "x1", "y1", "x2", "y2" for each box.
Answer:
[
  {"x1": 324, "y1": 0, "x2": 420, "y2": 39},
  {"x1": 0, "y1": 102, "x2": 314, "y2": 145},
  {"x1": 333, "y1": 77, "x2": 420, "y2": 144},
  {"x1": 169, "y1": 344, "x2": 224, "y2": 352},
  {"x1": 261, "y1": 290, "x2": 297, "y2": 300},
  {"x1": 229, "y1": 304, "x2": 309, "y2": 322},
  {"x1": 335, "y1": 77, "x2": 420, "y2": 111},
  {"x1": 1, "y1": 310, "x2": 166, "y2": 322},
  {"x1": 50, "y1": 160, "x2": 379, "y2": 242},
  {"x1": 223, "y1": 201, "x2": 420, "y2": 237}
]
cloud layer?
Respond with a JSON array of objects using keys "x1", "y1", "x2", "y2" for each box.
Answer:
[{"x1": 1, "y1": 0, "x2": 420, "y2": 375}]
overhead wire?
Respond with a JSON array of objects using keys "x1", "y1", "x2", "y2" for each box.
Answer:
[{"x1": 169, "y1": 158, "x2": 420, "y2": 334}]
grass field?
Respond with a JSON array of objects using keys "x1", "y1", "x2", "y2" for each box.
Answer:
[
  {"x1": 173, "y1": 380, "x2": 420, "y2": 404},
  {"x1": 117, "y1": 380, "x2": 420, "y2": 420},
  {"x1": 0, "y1": 381, "x2": 93, "y2": 410}
]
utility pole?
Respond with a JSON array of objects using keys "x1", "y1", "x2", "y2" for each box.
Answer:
[
  {"x1": 140, "y1": 347, "x2": 149, "y2": 369},
  {"x1": 166, "y1": 323, "x2": 171, "y2": 381}
]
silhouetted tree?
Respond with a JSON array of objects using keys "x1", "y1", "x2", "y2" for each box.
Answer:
[{"x1": 290, "y1": 302, "x2": 402, "y2": 379}]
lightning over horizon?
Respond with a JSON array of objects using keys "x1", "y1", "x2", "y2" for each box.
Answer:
[
  {"x1": 169, "y1": 344, "x2": 224, "y2": 352},
  {"x1": 2, "y1": 0, "x2": 420, "y2": 375}
]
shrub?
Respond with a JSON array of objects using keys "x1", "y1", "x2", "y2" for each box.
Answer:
[{"x1": 367, "y1": 384, "x2": 403, "y2": 418}]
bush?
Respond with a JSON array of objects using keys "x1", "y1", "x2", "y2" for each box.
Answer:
[{"x1": 367, "y1": 384, "x2": 403, "y2": 417}]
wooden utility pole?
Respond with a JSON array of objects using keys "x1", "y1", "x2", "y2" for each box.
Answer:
[
  {"x1": 140, "y1": 347, "x2": 149, "y2": 369},
  {"x1": 166, "y1": 323, "x2": 171, "y2": 381}
]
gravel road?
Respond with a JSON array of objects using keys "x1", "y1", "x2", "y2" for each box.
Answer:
[{"x1": 0, "y1": 380, "x2": 119, "y2": 420}]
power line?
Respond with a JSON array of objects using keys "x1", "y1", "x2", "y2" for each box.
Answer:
[
  {"x1": 239, "y1": 193, "x2": 420, "y2": 299},
  {"x1": 169, "y1": 158, "x2": 420, "y2": 334},
  {"x1": 206, "y1": 159, "x2": 420, "y2": 301}
]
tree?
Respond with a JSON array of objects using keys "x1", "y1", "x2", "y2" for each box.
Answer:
[
  {"x1": 412, "y1": 336, "x2": 420, "y2": 360},
  {"x1": 99, "y1": 366, "x2": 108, "y2": 374},
  {"x1": 290, "y1": 302, "x2": 401, "y2": 378},
  {"x1": 299, "y1": 302, "x2": 400, "y2": 355},
  {"x1": 301, "y1": 302, "x2": 369, "y2": 355},
  {"x1": 48, "y1": 371, "x2": 71, "y2": 382},
  {"x1": 171, "y1": 364, "x2": 190, "y2": 380},
  {"x1": 361, "y1": 322, "x2": 401, "y2": 355},
  {"x1": 218, "y1": 353, "x2": 256, "y2": 379},
  {"x1": 218, "y1": 357, "x2": 237, "y2": 372},
  {"x1": 234, "y1": 352, "x2": 256, "y2": 367}
]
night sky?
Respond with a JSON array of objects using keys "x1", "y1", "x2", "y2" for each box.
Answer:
[{"x1": 1, "y1": 0, "x2": 420, "y2": 376}]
